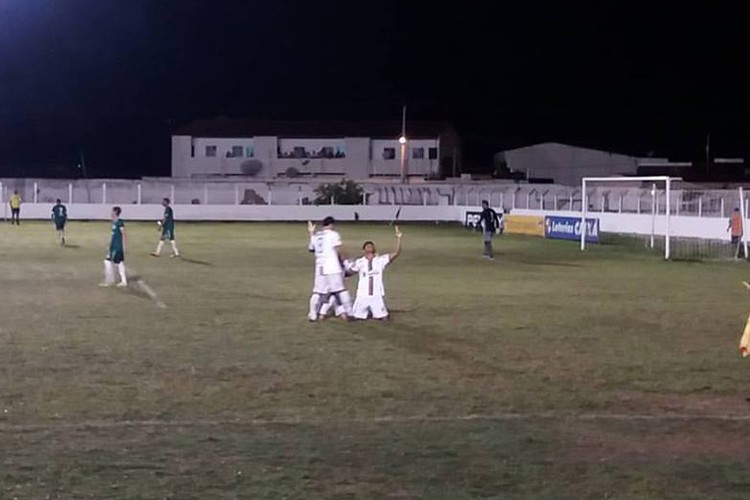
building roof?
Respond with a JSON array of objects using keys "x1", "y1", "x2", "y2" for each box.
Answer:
[{"x1": 174, "y1": 117, "x2": 454, "y2": 140}]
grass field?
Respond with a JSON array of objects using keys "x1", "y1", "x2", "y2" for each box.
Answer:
[{"x1": 1, "y1": 220, "x2": 750, "y2": 499}]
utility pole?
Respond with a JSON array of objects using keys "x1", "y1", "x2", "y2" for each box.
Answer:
[{"x1": 399, "y1": 105, "x2": 407, "y2": 183}]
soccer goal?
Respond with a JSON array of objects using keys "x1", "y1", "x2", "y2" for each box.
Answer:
[{"x1": 580, "y1": 176, "x2": 749, "y2": 260}]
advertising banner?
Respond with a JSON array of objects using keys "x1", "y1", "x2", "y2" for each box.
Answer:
[{"x1": 545, "y1": 216, "x2": 600, "y2": 243}]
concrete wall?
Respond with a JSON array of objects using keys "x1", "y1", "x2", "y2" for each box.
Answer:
[{"x1": 4, "y1": 199, "x2": 740, "y2": 243}]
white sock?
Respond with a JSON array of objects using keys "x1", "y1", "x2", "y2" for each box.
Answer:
[
  {"x1": 308, "y1": 293, "x2": 322, "y2": 320},
  {"x1": 337, "y1": 290, "x2": 353, "y2": 316},
  {"x1": 117, "y1": 262, "x2": 127, "y2": 285},
  {"x1": 103, "y1": 260, "x2": 114, "y2": 283},
  {"x1": 319, "y1": 298, "x2": 332, "y2": 317},
  {"x1": 155, "y1": 241, "x2": 164, "y2": 255},
  {"x1": 170, "y1": 240, "x2": 179, "y2": 255}
]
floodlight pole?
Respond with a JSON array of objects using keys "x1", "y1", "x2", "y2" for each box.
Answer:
[{"x1": 400, "y1": 106, "x2": 408, "y2": 184}]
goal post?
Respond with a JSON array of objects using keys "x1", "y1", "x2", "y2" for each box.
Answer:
[
  {"x1": 580, "y1": 176, "x2": 749, "y2": 261},
  {"x1": 581, "y1": 176, "x2": 676, "y2": 258}
]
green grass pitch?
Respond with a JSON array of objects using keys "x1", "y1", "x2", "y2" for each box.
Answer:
[{"x1": 1, "y1": 220, "x2": 750, "y2": 499}]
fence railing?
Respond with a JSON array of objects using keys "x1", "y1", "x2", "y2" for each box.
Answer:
[{"x1": 0, "y1": 179, "x2": 743, "y2": 219}]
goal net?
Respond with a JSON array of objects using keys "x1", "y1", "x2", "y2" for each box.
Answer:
[{"x1": 580, "y1": 176, "x2": 748, "y2": 260}]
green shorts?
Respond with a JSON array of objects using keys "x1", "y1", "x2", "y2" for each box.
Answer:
[
  {"x1": 107, "y1": 249, "x2": 125, "y2": 264},
  {"x1": 161, "y1": 226, "x2": 174, "y2": 241}
]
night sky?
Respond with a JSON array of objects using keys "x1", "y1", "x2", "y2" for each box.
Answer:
[{"x1": 0, "y1": 1, "x2": 747, "y2": 177}]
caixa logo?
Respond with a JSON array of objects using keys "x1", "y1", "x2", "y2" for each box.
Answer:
[
  {"x1": 465, "y1": 211, "x2": 483, "y2": 230},
  {"x1": 545, "y1": 216, "x2": 600, "y2": 243}
]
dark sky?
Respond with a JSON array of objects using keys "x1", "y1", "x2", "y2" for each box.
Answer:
[{"x1": 0, "y1": 1, "x2": 747, "y2": 177}]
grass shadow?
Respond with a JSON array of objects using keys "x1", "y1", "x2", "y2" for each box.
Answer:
[
  {"x1": 177, "y1": 257, "x2": 213, "y2": 266},
  {"x1": 63, "y1": 244, "x2": 81, "y2": 249}
]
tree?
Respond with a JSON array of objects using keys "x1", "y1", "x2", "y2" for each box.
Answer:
[{"x1": 314, "y1": 180, "x2": 364, "y2": 205}]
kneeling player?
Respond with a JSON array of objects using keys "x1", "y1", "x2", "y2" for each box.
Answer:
[{"x1": 349, "y1": 226, "x2": 403, "y2": 320}]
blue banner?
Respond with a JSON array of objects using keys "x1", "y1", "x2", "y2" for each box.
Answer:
[{"x1": 544, "y1": 216, "x2": 600, "y2": 243}]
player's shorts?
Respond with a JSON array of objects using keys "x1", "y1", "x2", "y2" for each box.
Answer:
[
  {"x1": 161, "y1": 226, "x2": 175, "y2": 241},
  {"x1": 313, "y1": 271, "x2": 345, "y2": 295},
  {"x1": 54, "y1": 219, "x2": 66, "y2": 231},
  {"x1": 107, "y1": 249, "x2": 125, "y2": 264},
  {"x1": 353, "y1": 295, "x2": 389, "y2": 320}
]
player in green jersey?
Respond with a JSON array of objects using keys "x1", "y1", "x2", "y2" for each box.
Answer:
[
  {"x1": 51, "y1": 199, "x2": 68, "y2": 246},
  {"x1": 100, "y1": 206, "x2": 128, "y2": 287},
  {"x1": 151, "y1": 198, "x2": 180, "y2": 258}
]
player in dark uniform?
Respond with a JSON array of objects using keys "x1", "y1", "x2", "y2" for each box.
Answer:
[
  {"x1": 51, "y1": 199, "x2": 68, "y2": 246},
  {"x1": 100, "y1": 206, "x2": 128, "y2": 287},
  {"x1": 479, "y1": 200, "x2": 502, "y2": 259},
  {"x1": 151, "y1": 198, "x2": 180, "y2": 258}
]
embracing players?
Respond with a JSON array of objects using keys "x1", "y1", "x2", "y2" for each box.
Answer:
[{"x1": 307, "y1": 216, "x2": 353, "y2": 321}]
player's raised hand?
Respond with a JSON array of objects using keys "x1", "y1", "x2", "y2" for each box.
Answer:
[
  {"x1": 307, "y1": 220, "x2": 316, "y2": 235},
  {"x1": 395, "y1": 225, "x2": 403, "y2": 239}
]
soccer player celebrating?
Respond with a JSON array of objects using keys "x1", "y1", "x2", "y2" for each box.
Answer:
[
  {"x1": 349, "y1": 226, "x2": 403, "y2": 320},
  {"x1": 51, "y1": 199, "x2": 68, "y2": 246},
  {"x1": 100, "y1": 206, "x2": 128, "y2": 288},
  {"x1": 151, "y1": 198, "x2": 180, "y2": 258},
  {"x1": 479, "y1": 200, "x2": 502, "y2": 259},
  {"x1": 307, "y1": 216, "x2": 353, "y2": 321},
  {"x1": 9, "y1": 190, "x2": 22, "y2": 225}
]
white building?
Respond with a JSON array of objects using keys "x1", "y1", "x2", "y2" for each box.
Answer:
[
  {"x1": 495, "y1": 142, "x2": 654, "y2": 186},
  {"x1": 171, "y1": 118, "x2": 461, "y2": 180}
]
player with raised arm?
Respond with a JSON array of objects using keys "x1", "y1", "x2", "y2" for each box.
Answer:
[
  {"x1": 151, "y1": 198, "x2": 180, "y2": 258},
  {"x1": 51, "y1": 199, "x2": 68, "y2": 246},
  {"x1": 100, "y1": 206, "x2": 128, "y2": 288},
  {"x1": 349, "y1": 226, "x2": 403, "y2": 320},
  {"x1": 307, "y1": 217, "x2": 353, "y2": 321}
]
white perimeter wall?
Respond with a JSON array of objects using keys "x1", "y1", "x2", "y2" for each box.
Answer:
[{"x1": 7, "y1": 204, "x2": 736, "y2": 241}]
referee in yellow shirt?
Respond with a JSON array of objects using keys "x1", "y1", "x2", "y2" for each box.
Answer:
[{"x1": 9, "y1": 190, "x2": 22, "y2": 225}]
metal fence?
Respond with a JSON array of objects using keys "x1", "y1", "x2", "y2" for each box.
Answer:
[{"x1": 0, "y1": 178, "x2": 743, "y2": 218}]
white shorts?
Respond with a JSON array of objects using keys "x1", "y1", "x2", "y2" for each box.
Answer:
[
  {"x1": 353, "y1": 295, "x2": 389, "y2": 320},
  {"x1": 313, "y1": 272, "x2": 345, "y2": 295}
]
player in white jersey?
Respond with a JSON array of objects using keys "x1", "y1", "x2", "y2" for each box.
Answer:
[
  {"x1": 307, "y1": 216, "x2": 353, "y2": 321},
  {"x1": 349, "y1": 226, "x2": 403, "y2": 320}
]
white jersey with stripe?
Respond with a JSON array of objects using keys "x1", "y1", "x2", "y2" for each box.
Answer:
[
  {"x1": 351, "y1": 254, "x2": 390, "y2": 297},
  {"x1": 311, "y1": 228, "x2": 343, "y2": 275}
]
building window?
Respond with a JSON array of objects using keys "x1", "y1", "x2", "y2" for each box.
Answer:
[
  {"x1": 335, "y1": 146, "x2": 345, "y2": 158},
  {"x1": 428, "y1": 147, "x2": 438, "y2": 160},
  {"x1": 246, "y1": 146, "x2": 254, "y2": 158},
  {"x1": 205, "y1": 145, "x2": 217, "y2": 157},
  {"x1": 412, "y1": 147, "x2": 425, "y2": 159},
  {"x1": 228, "y1": 146, "x2": 243, "y2": 158},
  {"x1": 383, "y1": 148, "x2": 396, "y2": 160}
]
